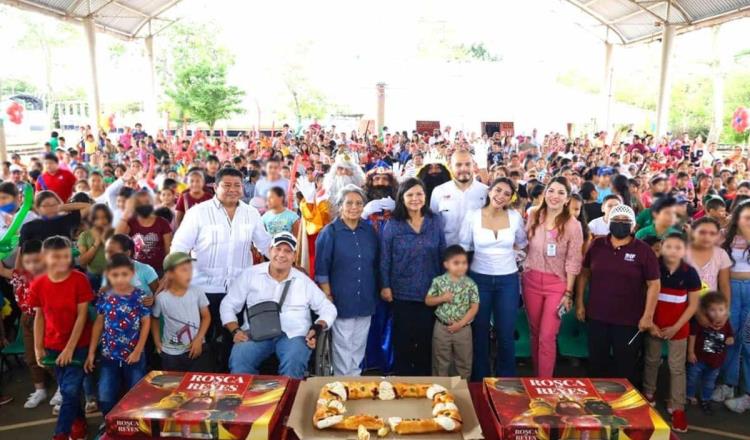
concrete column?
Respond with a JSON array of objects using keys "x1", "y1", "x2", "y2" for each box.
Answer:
[
  {"x1": 144, "y1": 35, "x2": 158, "y2": 133},
  {"x1": 83, "y1": 17, "x2": 102, "y2": 130},
  {"x1": 0, "y1": 118, "x2": 7, "y2": 163},
  {"x1": 601, "y1": 42, "x2": 614, "y2": 132},
  {"x1": 708, "y1": 26, "x2": 723, "y2": 143},
  {"x1": 376, "y1": 82, "x2": 385, "y2": 135},
  {"x1": 655, "y1": 24, "x2": 675, "y2": 137}
]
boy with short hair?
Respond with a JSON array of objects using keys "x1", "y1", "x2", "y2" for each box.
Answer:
[
  {"x1": 151, "y1": 252, "x2": 211, "y2": 372},
  {"x1": 636, "y1": 195, "x2": 682, "y2": 240},
  {"x1": 425, "y1": 245, "x2": 479, "y2": 379},
  {"x1": 704, "y1": 197, "x2": 728, "y2": 228},
  {"x1": 643, "y1": 233, "x2": 701, "y2": 433},
  {"x1": 687, "y1": 291, "x2": 733, "y2": 414},
  {"x1": 30, "y1": 236, "x2": 94, "y2": 440}
]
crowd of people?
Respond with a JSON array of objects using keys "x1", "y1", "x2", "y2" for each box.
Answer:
[{"x1": 0, "y1": 122, "x2": 749, "y2": 438}]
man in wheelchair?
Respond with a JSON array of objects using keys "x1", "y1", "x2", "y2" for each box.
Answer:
[{"x1": 220, "y1": 232, "x2": 337, "y2": 378}]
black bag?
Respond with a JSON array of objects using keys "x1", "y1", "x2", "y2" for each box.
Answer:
[{"x1": 245, "y1": 280, "x2": 292, "y2": 341}]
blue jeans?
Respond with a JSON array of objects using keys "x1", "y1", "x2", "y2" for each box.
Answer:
[
  {"x1": 229, "y1": 334, "x2": 311, "y2": 379},
  {"x1": 98, "y1": 355, "x2": 147, "y2": 415},
  {"x1": 723, "y1": 279, "x2": 750, "y2": 393},
  {"x1": 469, "y1": 271, "x2": 520, "y2": 380},
  {"x1": 687, "y1": 361, "x2": 721, "y2": 400},
  {"x1": 49, "y1": 347, "x2": 87, "y2": 435}
]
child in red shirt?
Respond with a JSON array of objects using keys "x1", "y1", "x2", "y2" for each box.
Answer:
[
  {"x1": 0, "y1": 240, "x2": 47, "y2": 408},
  {"x1": 30, "y1": 235, "x2": 94, "y2": 440}
]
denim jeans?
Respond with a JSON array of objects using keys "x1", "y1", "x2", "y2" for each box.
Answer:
[
  {"x1": 723, "y1": 279, "x2": 750, "y2": 393},
  {"x1": 469, "y1": 271, "x2": 520, "y2": 380},
  {"x1": 49, "y1": 347, "x2": 87, "y2": 435},
  {"x1": 687, "y1": 361, "x2": 721, "y2": 400},
  {"x1": 228, "y1": 334, "x2": 311, "y2": 378},
  {"x1": 98, "y1": 355, "x2": 147, "y2": 415}
]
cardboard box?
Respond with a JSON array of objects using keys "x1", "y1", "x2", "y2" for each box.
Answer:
[
  {"x1": 288, "y1": 376, "x2": 484, "y2": 440},
  {"x1": 483, "y1": 378, "x2": 670, "y2": 440},
  {"x1": 105, "y1": 371, "x2": 290, "y2": 439}
]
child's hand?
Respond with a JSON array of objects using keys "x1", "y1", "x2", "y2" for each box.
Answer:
[
  {"x1": 661, "y1": 325, "x2": 678, "y2": 340},
  {"x1": 84, "y1": 354, "x2": 96, "y2": 373},
  {"x1": 35, "y1": 348, "x2": 46, "y2": 368},
  {"x1": 687, "y1": 352, "x2": 697, "y2": 364},
  {"x1": 447, "y1": 322, "x2": 463, "y2": 334},
  {"x1": 726, "y1": 337, "x2": 735, "y2": 346},
  {"x1": 441, "y1": 291, "x2": 454, "y2": 303},
  {"x1": 648, "y1": 326, "x2": 662, "y2": 338},
  {"x1": 126, "y1": 349, "x2": 142, "y2": 365},
  {"x1": 142, "y1": 295, "x2": 154, "y2": 307},
  {"x1": 56, "y1": 347, "x2": 74, "y2": 367},
  {"x1": 188, "y1": 340, "x2": 203, "y2": 359},
  {"x1": 154, "y1": 342, "x2": 162, "y2": 354}
]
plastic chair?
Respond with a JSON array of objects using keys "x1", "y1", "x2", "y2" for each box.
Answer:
[
  {"x1": 1, "y1": 320, "x2": 25, "y2": 377},
  {"x1": 557, "y1": 308, "x2": 589, "y2": 358},
  {"x1": 515, "y1": 309, "x2": 531, "y2": 358}
]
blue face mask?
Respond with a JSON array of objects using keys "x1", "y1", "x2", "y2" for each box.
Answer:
[{"x1": 0, "y1": 202, "x2": 16, "y2": 214}]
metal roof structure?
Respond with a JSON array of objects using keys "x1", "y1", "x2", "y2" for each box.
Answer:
[
  {"x1": 0, "y1": 0, "x2": 183, "y2": 39},
  {"x1": 562, "y1": 0, "x2": 750, "y2": 45}
]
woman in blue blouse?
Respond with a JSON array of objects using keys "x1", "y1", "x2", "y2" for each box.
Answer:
[
  {"x1": 380, "y1": 177, "x2": 446, "y2": 375},
  {"x1": 315, "y1": 184, "x2": 379, "y2": 376}
]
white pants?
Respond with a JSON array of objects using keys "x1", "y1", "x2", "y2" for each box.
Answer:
[{"x1": 331, "y1": 316, "x2": 371, "y2": 376}]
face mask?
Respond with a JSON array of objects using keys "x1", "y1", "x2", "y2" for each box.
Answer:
[
  {"x1": 0, "y1": 202, "x2": 16, "y2": 214},
  {"x1": 135, "y1": 205, "x2": 154, "y2": 217},
  {"x1": 609, "y1": 221, "x2": 632, "y2": 239}
]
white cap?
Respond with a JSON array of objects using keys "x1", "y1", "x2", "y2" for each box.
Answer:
[
  {"x1": 9, "y1": 164, "x2": 22, "y2": 173},
  {"x1": 608, "y1": 204, "x2": 636, "y2": 226}
]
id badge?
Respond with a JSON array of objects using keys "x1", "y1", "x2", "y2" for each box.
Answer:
[{"x1": 546, "y1": 243, "x2": 557, "y2": 257}]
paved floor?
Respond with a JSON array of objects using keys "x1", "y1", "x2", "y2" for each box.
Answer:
[{"x1": 1, "y1": 358, "x2": 749, "y2": 439}]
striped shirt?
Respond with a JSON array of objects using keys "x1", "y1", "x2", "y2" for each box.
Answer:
[{"x1": 171, "y1": 197, "x2": 272, "y2": 293}]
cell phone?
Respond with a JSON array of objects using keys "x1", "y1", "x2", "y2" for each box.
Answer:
[{"x1": 557, "y1": 301, "x2": 568, "y2": 319}]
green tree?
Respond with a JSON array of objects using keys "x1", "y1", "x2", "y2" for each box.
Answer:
[
  {"x1": 166, "y1": 61, "x2": 244, "y2": 131},
  {"x1": 669, "y1": 75, "x2": 712, "y2": 139}
]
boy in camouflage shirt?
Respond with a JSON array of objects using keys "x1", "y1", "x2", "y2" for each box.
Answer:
[{"x1": 425, "y1": 245, "x2": 480, "y2": 379}]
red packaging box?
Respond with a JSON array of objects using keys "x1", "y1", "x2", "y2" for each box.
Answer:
[
  {"x1": 105, "y1": 371, "x2": 290, "y2": 439},
  {"x1": 483, "y1": 378, "x2": 670, "y2": 440}
]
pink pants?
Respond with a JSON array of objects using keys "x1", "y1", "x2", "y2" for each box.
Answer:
[{"x1": 522, "y1": 269, "x2": 567, "y2": 378}]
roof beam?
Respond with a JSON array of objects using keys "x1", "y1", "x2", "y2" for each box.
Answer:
[
  {"x1": 611, "y1": 1, "x2": 665, "y2": 24},
  {"x1": 625, "y1": 5, "x2": 750, "y2": 45},
  {"x1": 111, "y1": 1, "x2": 148, "y2": 18},
  {"x1": 624, "y1": 0, "x2": 667, "y2": 24},
  {"x1": 131, "y1": 0, "x2": 182, "y2": 37},
  {"x1": 65, "y1": 0, "x2": 86, "y2": 14},
  {"x1": 666, "y1": 0, "x2": 692, "y2": 23},
  {"x1": 564, "y1": 0, "x2": 628, "y2": 44}
]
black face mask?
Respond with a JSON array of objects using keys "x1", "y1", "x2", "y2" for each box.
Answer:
[
  {"x1": 135, "y1": 205, "x2": 154, "y2": 218},
  {"x1": 609, "y1": 221, "x2": 632, "y2": 239}
]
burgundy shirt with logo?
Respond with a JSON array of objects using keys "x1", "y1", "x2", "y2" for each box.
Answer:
[{"x1": 584, "y1": 236, "x2": 660, "y2": 326}]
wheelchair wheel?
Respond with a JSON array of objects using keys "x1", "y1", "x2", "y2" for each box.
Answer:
[{"x1": 313, "y1": 330, "x2": 334, "y2": 376}]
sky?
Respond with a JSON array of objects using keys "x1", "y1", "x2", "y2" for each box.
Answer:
[{"x1": 1, "y1": 0, "x2": 749, "y2": 133}]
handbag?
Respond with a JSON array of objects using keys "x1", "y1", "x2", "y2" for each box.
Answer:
[{"x1": 245, "y1": 279, "x2": 292, "y2": 341}]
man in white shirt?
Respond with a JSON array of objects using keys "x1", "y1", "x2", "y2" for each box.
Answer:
[
  {"x1": 430, "y1": 150, "x2": 488, "y2": 245},
  {"x1": 221, "y1": 232, "x2": 337, "y2": 378},
  {"x1": 171, "y1": 167, "x2": 273, "y2": 370}
]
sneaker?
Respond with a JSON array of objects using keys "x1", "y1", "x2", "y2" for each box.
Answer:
[
  {"x1": 711, "y1": 384, "x2": 734, "y2": 402},
  {"x1": 644, "y1": 393, "x2": 656, "y2": 407},
  {"x1": 687, "y1": 397, "x2": 698, "y2": 405},
  {"x1": 85, "y1": 399, "x2": 99, "y2": 414},
  {"x1": 725, "y1": 394, "x2": 750, "y2": 414},
  {"x1": 0, "y1": 395, "x2": 13, "y2": 406},
  {"x1": 52, "y1": 404, "x2": 60, "y2": 416},
  {"x1": 666, "y1": 405, "x2": 675, "y2": 415},
  {"x1": 49, "y1": 388, "x2": 62, "y2": 406},
  {"x1": 671, "y1": 409, "x2": 688, "y2": 433},
  {"x1": 700, "y1": 399, "x2": 714, "y2": 415},
  {"x1": 24, "y1": 389, "x2": 48, "y2": 409},
  {"x1": 70, "y1": 418, "x2": 88, "y2": 440}
]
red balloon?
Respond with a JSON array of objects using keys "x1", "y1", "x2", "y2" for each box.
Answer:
[
  {"x1": 5, "y1": 101, "x2": 24, "y2": 125},
  {"x1": 732, "y1": 107, "x2": 749, "y2": 134}
]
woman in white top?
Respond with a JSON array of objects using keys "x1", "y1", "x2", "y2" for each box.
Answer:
[{"x1": 459, "y1": 177, "x2": 527, "y2": 380}]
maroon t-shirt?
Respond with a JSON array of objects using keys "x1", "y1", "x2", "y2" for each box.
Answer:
[
  {"x1": 584, "y1": 236, "x2": 660, "y2": 326},
  {"x1": 175, "y1": 190, "x2": 213, "y2": 213},
  {"x1": 691, "y1": 320, "x2": 733, "y2": 369},
  {"x1": 127, "y1": 216, "x2": 172, "y2": 272}
]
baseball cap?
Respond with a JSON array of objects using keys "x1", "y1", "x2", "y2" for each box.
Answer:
[
  {"x1": 608, "y1": 204, "x2": 636, "y2": 226},
  {"x1": 271, "y1": 231, "x2": 297, "y2": 251},
  {"x1": 163, "y1": 251, "x2": 195, "y2": 272},
  {"x1": 9, "y1": 164, "x2": 22, "y2": 173},
  {"x1": 597, "y1": 167, "x2": 614, "y2": 176}
]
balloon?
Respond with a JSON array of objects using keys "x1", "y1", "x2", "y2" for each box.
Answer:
[
  {"x1": 732, "y1": 107, "x2": 749, "y2": 134},
  {"x1": 0, "y1": 184, "x2": 34, "y2": 259},
  {"x1": 5, "y1": 101, "x2": 24, "y2": 125}
]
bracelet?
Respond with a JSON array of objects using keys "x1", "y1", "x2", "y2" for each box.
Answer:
[{"x1": 564, "y1": 291, "x2": 573, "y2": 298}]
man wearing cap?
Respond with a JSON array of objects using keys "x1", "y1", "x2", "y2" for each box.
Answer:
[
  {"x1": 430, "y1": 150, "x2": 487, "y2": 246},
  {"x1": 576, "y1": 204, "x2": 660, "y2": 385},
  {"x1": 221, "y1": 232, "x2": 337, "y2": 378},
  {"x1": 171, "y1": 167, "x2": 273, "y2": 371}
]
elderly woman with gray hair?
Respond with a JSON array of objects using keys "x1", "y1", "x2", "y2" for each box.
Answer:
[{"x1": 314, "y1": 184, "x2": 380, "y2": 375}]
